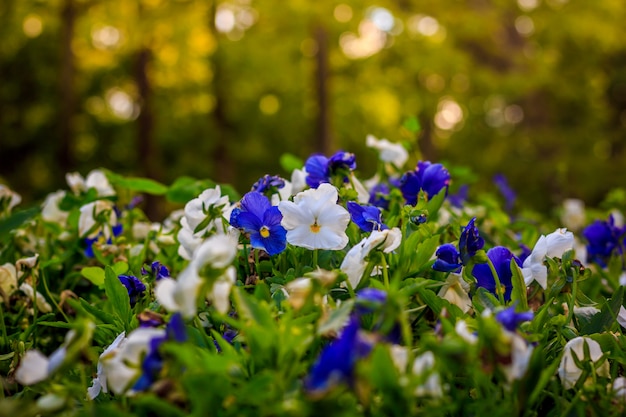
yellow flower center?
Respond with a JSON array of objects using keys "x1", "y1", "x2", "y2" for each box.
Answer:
[
  {"x1": 310, "y1": 221, "x2": 321, "y2": 233},
  {"x1": 260, "y1": 226, "x2": 270, "y2": 238}
]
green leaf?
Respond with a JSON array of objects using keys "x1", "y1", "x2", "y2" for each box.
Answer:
[
  {"x1": 412, "y1": 234, "x2": 440, "y2": 272},
  {"x1": 108, "y1": 174, "x2": 168, "y2": 195},
  {"x1": 279, "y1": 153, "x2": 304, "y2": 173},
  {"x1": 317, "y1": 299, "x2": 354, "y2": 336},
  {"x1": 416, "y1": 287, "x2": 445, "y2": 315},
  {"x1": 112, "y1": 261, "x2": 129, "y2": 276},
  {"x1": 579, "y1": 286, "x2": 624, "y2": 335},
  {"x1": 510, "y1": 258, "x2": 529, "y2": 311},
  {"x1": 0, "y1": 207, "x2": 38, "y2": 240},
  {"x1": 81, "y1": 266, "x2": 105, "y2": 288},
  {"x1": 425, "y1": 190, "x2": 446, "y2": 218},
  {"x1": 104, "y1": 265, "x2": 131, "y2": 331}
]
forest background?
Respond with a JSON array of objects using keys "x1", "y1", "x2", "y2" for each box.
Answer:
[{"x1": 1, "y1": 0, "x2": 625, "y2": 219}]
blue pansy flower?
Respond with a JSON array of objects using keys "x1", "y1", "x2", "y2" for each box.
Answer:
[
  {"x1": 432, "y1": 243, "x2": 462, "y2": 273},
  {"x1": 399, "y1": 161, "x2": 451, "y2": 205},
  {"x1": 141, "y1": 261, "x2": 170, "y2": 281},
  {"x1": 251, "y1": 174, "x2": 286, "y2": 194},
  {"x1": 118, "y1": 275, "x2": 147, "y2": 307},
  {"x1": 583, "y1": 215, "x2": 625, "y2": 268},
  {"x1": 230, "y1": 191, "x2": 287, "y2": 255},
  {"x1": 304, "y1": 151, "x2": 357, "y2": 188},
  {"x1": 495, "y1": 305, "x2": 533, "y2": 332},
  {"x1": 368, "y1": 182, "x2": 391, "y2": 209},
  {"x1": 133, "y1": 313, "x2": 187, "y2": 392},
  {"x1": 459, "y1": 217, "x2": 485, "y2": 265},
  {"x1": 473, "y1": 246, "x2": 521, "y2": 302},
  {"x1": 304, "y1": 315, "x2": 373, "y2": 395},
  {"x1": 494, "y1": 174, "x2": 516, "y2": 213},
  {"x1": 347, "y1": 202, "x2": 387, "y2": 232},
  {"x1": 448, "y1": 184, "x2": 469, "y2": 209}
]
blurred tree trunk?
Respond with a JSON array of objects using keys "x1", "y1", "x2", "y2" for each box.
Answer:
[
  {"x1": 207, "y1": 3, "x2": 234, "y2": 186},
  {"x1": 59, "y1": 0, "x2": 76, "y2": 175},
  {"x1": 314, "y1": 24, "x2": 331, "y2": 155},
  {"x1": 135, "y1": 44, "x2": 162, "y2": 220}
]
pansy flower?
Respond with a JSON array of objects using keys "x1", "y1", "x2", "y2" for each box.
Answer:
[
  {"x1": 432, "y1": 217, "x2": 484, "y2": 272},
  {"x1": 399, "y1": 161, "x2": 450, "y2": 205},
  {"x1": 347, "y1": 201, "x2": 387, "y2": 232},
  {"x1": 230, "y1": 191, "x2": 287, "y2": 255},
  {"x1": 304, "y1": 315, "x2": 373, "y2": 395},
  {"x1": 493, "y1": 173, "x2": 516, "y2": 213},
  {"x1": 582, "y1": 214, "x2": 625, "y2": 268},
  {"x1": 278, "y1": 183, "x2": 350, "y2": 250},
  {"x1": 432, "y1": 243, "x2": 462, "y2": 273},
  {"x1": 305, "y1": 151, "x2": 356, "y2": 188},
  {"x1": 473, "y1": 246, "x2": 521, "y2": 302},
  {"x1": 495, "y1": 305, "x2": 533, "y2": 332},
  {"x1": 459, "y1": 217, "x2": 484, "y2": 265},
  {"x1": 118, "y1": 275, "x2": 147, "y2": 307},
  {"x1": 251, "y1": 174, "x2": 286, "y2": 195},
  {"x1": 141, "y1": 261, "x2": 170, "y2": 282},
  {"x1": 368, "y1": 182, "x2": 391, "y2": 209}
]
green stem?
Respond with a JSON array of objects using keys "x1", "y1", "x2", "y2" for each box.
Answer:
[
  {"x1": 41, "y1": 268, "x2": 70, "y2": 323},
  {"x1": 254, "y1": 249, "x2": 261, "y2": 278},
  {"x1": 312, "y1": 249, "x2": 318, "y2": 268},
  {"x1": 0, "y1": 302, "x2": 9, "y2": 350},
  {"x1": 194, "y1": 316, "x2": 215, "y2": 352},
  {"x1": 381, "y1": 254, "x2": 390, "y2": 289},
  {"x1": 486, "y1": 258, "x2": 506, "y2": 305}
]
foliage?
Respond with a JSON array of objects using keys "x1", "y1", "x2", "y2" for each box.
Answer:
[{"x1": 1, "y1": 139, "x2": 626, "y2": 416}]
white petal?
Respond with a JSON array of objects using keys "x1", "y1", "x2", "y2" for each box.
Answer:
[
  {"x1": 545, "y1": 228, "x2": 574, "y2": 258},
  {"x1": 15, "y1": 350, "x2": 50, "y2": 385}
]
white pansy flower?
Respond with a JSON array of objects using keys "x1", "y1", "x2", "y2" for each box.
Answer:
[
  {"x1": 412, "y1": 351, "x2": 443, "y2": 397},
  {"x1": 157, "y1": 233, "x2": 239, "y2": 318},
  {"x1": 102, "y1": 328, "x2": 165, "y2": 395},
  {"x1": 558, "y1": 336, "x2": 609, "y2": 390},
  {"x1": 290, "y1": 168, "x2": 307, "y2": 195},
  {"x1": 500, "y1": 333, "x2": 534, "y2": 383},
  {"x1": 522, "y1": 228, "x2": 574, "y2": 289},
  {"x1": 0, "y1": 184, "x2": 22, "y2": 213},
  {"x1": 285, "y1": 278, "x2": 313, "y2": 310},
  {"x1": 0, "y1": 263, "x2": 18, "y2": 302},
  {"x1": 66, "y1": 169, "x2": 115, "y2": 197},
  {"x1": 15, "y1": 330, "x2": 78, "y2": 385},
  {"x1": 19, "y1": 282, "x2": 52, "y2": 313},
  {"x1": 340, "y1": 227, "x2": 402, "y2": 288},
  {"x1": 278, "y1": 183, "x2": 350, "y2": 250},
  {"x1": 455, "y1": 320, "x2": 478, "y2": 344},
  {"x1": 41, "y1": 190, "x2": 69, "y2": 225},
  {"x1": 561, "y1": 199, "x2": 585, "y2": 231},
  {"x1": 612, "y1": 376, "x2": 626, "y2": 404},
  {"x1": 183, "y1": 186, "x2": 230, "y2": 234},
  {"x1": 78, "y1": 200, "x2": 118, "y2": 239},
  {"x1": 618, "y1": 306, "x2": 626, "y2": 329},
  {"x1": 438, "y1": 273, "x2": 472, "y2": 313},
  {"x1": 366, "y1": 134, "x2": 409, "y2": 168},
  {"x1": 88, "y1": 332, "x2": 127, "y2": 399}
]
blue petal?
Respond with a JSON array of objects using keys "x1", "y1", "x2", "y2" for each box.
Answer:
[
  {"x1": 305, "y1": 154, "x2": 330, "y2": 188},
  {"x1": 236, "y1": 211, "x2": 264, "y2": 234},
  {"x1": 240, "y1": 191, "x2": 271, "y2": 219},
  {"x1": 262, "y1": 206, "x2": 283, "y2": 227}
]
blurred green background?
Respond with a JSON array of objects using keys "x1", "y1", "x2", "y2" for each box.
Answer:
[{"x1": 1, "y1": 0, "x2": 625, "y2": 218}]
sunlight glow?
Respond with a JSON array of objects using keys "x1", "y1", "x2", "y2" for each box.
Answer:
[{"x1": 23, "y1": 15, "x2": 43, "y2": 38}]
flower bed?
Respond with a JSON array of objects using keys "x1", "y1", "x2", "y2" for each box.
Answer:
[{"x1": 1, "y1": 136, "x2": 625, "y2": 416}]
